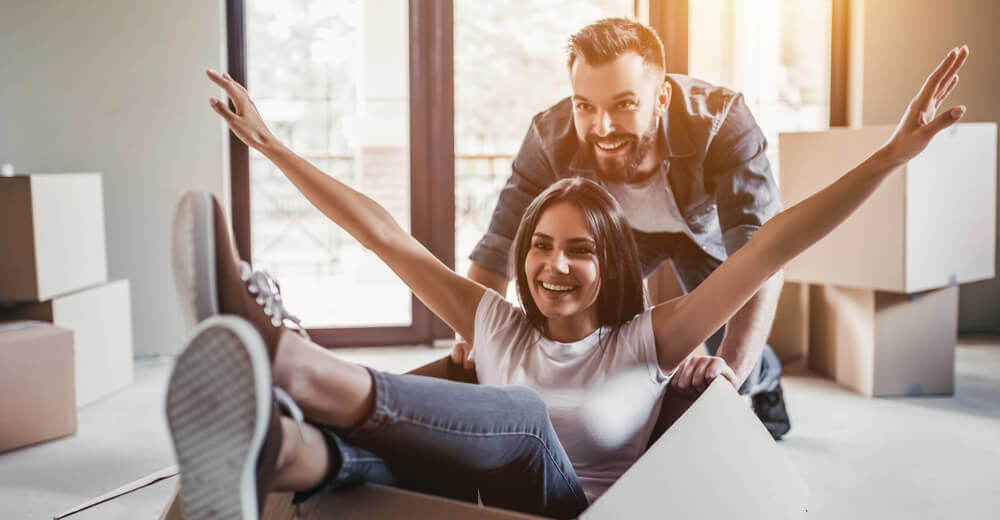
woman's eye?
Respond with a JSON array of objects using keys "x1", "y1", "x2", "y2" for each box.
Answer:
[
  {"x1": 575, "y1": 103, "x2": 592, "y2": 112},
  {"x1": 572, "y1": 247, "x2": 594, "y2": 255},
  {"x1": 533, "y1": 242, "x2": 550, "y2": 250}
]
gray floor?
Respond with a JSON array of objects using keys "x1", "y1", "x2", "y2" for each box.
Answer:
[{"x1": 1, "y1": 342, "x2": 998, "y2": 519}]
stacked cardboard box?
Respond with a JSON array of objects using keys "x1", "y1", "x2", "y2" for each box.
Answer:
[
  {"x1": 778, "y1": 123, "x2": 997, "y2": 397},
  {"x1": 0, "y1": 174, "x2": 134, "y2": 439},
  {"x1": 0, "y1": 321, "x2": 76, "y2": 451}
]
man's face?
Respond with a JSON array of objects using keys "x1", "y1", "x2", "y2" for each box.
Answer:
[{"x1": 570, "y1": 52, "x2": 668, "y2": 183}]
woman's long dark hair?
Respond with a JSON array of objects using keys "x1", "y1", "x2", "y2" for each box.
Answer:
[{"x1": 512, "y1": 177, "x2": 646, "y2": 340}]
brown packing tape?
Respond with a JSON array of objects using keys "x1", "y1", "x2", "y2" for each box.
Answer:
[{"x1": 54, "y1": 466, "x2": 179, "y2": 519}]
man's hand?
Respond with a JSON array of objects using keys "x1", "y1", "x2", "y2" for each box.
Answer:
[
  {"x1": 668, "y1": 355, "x2": 737, "y2": 398},
  {"x1": 206, "y1": 69, "x2": 282, "y2": 154},
  {"x1": 450, "y1": 336, "x2": 476, "y2": 370},
  {"x1": 884, "y1": 45, "x2": 969, "y2": 165}
]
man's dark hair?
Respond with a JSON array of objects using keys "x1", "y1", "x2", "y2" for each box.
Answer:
[
  {"x1": 512, "y1": 177, "x2": 647, "y2": 343},
  {"x1": 566, "y1": 17, "x2": 666, "y2": 73}
]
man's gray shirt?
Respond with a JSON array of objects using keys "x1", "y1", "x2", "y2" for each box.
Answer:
[{"x1": 469, "y1": 74, "x2": 783, "y2": 278}]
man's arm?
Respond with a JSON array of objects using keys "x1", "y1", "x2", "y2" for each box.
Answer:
[
  {"x1": 468, "y1": 262, "x2": 508, "y2": 295},
  {"x1": 716, "y1": 269, "x2": 782, "y2": 388},
  {"x1": 673, "y1": 92, "x2": 784, "y2": 395}
]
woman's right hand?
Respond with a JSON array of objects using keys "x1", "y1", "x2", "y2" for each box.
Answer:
[{"x1": 206, "y1": 69, "x2": 283, "y2": 155}]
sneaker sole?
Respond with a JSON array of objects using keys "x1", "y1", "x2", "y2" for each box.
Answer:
[
  {"x1": 172, "y1": 191, "x2": 219, "y2": 330},
  {"x1": 166, "y1": 316, "x2": 272, "y2": 520}
]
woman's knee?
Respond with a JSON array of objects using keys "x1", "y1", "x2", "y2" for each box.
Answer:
[{"x1": 505, "y1": 386, "x2": 556, "y2": 433}]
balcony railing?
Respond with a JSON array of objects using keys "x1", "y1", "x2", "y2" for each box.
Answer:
[{"x1": 249, "y1": 153, "x2": 513, "y2": 276}]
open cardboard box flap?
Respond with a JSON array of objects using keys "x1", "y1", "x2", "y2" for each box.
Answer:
[{"x1": 65, "y1": 357, "x2": 807, "y2": 519}]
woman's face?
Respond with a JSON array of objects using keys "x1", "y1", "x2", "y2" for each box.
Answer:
[{"x1": 524, "y1": 201, "x2": 602, "y2": 334}]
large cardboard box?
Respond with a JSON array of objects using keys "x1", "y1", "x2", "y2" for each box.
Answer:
[
  {"x1": 778, "y1": 123, "x2": 996, "y2": 293},
  {"x1": 71, "y1": 379, "x2": 807, "y2": 519},
  {"x1": 768, "y1": 281, "x2": 810, "y2": 363},
  {"x1": 0, "y1": 173, "x2": 108, "y2": 302},
  {"x1": 0, "y1": 280, "x2": 133, "y2": 407},
  {"x1": 0, "y1": 321, "x2": 76, "y2": 452},
  {"x1": 809, "y1": 284, "x2": 958, "y2": 397}
]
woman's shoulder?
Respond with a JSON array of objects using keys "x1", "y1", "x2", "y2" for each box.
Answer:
[{"x1": 475, "y1": 289, "x2": 532, "y2": 338}]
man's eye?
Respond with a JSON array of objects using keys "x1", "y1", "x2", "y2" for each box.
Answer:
[
  {"x1": 575, "y1": 103, "x2": 592, "y2": 112},
  {"x1": 618, "y1": 100, "x2": 637, "y2": 110}
]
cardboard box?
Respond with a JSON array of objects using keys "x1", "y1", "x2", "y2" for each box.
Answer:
[
  {"x1": 0, "y1": 321, "x2": 76, "y2": 452},
  {"x1": 0, "y1": 173, "x2": 108, "y2": 302},
  {"x1": 0, "y1": 280, "x2": 133, "y2": 407},
  {"x1": 778, "y1": 123, "x2": 996, "y2": 293},
  {"x1": 768, "y1": 281, "x2": 810, "y2": 363},
  {"x1": 72, "y1": 379, "x2": 807, "y2": 519},
  {"x1": 809, "y1": 284, "x2": 958, "y2": 397}
]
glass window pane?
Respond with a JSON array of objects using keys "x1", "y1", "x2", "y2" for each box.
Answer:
[
  {"x1": 454, "y1": 1, "x2": 635, "y2": 280},
  {"x1": 247, "y1": 0, "x2": 411, "y2": 328},
  {"x1": 689, "y1": 0, "x2": 832, "y2": 182}
]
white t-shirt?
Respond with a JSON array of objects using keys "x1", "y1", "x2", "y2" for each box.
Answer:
[
  {"x1": 470, "y1": 289, "x2": 670, "y2": 502},
  {"x1": 605, "y1": 168, "x2": 687, "y2": 234}
]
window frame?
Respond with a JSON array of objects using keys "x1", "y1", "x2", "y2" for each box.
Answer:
[
  {"x1": 227, "y1": 0, "x2": 847, "y2": 347},
  {"x1": 226, "y1": 0, "x2": 454, "y2": 347}
]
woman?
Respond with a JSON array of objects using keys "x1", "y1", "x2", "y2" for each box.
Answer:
[{"x1": 167, "y1": 46, "x2": 968, "y2": 520}]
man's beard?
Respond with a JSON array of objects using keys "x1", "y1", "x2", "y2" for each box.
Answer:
[{"x1": 587, "y1": 111, "x2": 659, "y2": 183}]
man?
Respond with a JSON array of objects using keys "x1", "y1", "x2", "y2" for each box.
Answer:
[{"x1": 454, "y1": 18, "x2": 790, "y2": 438}]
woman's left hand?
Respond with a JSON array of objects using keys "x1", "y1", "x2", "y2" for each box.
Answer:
[
  {"x1": 883, "y1": 45, "x2": 969, "y2": 165},
  {"x1": 206, "y1": 69, "x2": 282, "y2": 154}
]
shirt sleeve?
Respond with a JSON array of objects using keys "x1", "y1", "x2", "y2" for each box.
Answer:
[
  {"x1": 620, "y1": 310, "x2": 671, "y2": 385},
  {"x1": 470, "y1": 289, "x2": 518, "y2": 364},
  {"x1": 703, "y1": 93, "x2": 784, "y2": 256},
  {"x1": 468, "y1": 116, "x2": 558, "y2": 278}
]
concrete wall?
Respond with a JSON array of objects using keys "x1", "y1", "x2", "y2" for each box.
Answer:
[
  {"x1": 0, "y1": 1, "x2": 229, "y2": 355},
  {"x1": 852, "y1": 0, "x2": 1000, "y2": 332}
]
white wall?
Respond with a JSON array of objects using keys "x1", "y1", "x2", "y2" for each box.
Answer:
[
  {"x1": 0, "y1": 1, "x2": 229, "y2": 354},
  {"x1": 852, "y1": 0, "x2": 1000, "y2": 332}
]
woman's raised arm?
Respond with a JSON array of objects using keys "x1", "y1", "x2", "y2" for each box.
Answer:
[
  {"x1": 206, "y1": 70, "x2": 486, "y2": 341},
  {"x1": 652, "y1": 45, "x2": 970, "y2": 373}
]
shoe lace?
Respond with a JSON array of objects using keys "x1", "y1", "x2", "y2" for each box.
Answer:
[{"x1": 239, "y1": 261, "x2": 309, "y2": 339}]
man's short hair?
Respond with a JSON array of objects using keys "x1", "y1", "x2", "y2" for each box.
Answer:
[{"x1": 566, "y1": 17, "x2": 666, "y2": 74}]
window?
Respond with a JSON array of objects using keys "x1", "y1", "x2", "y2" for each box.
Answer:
[
  {"x1": 230, "y1": 0, "x2": 453, "y2": 346},
  {"x1": 688, "y1": 0, "x2": 833, "y2": 181}
]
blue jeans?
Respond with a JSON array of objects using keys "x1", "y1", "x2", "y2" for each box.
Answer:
[
  {"x1": 294, "y1": 369, "x2": 589, "y2": 519},
  {"x1": 635, "y1": 230, "x2": 783, "y2": 395}
]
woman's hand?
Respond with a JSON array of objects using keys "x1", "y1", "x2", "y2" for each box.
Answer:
[
  {"x1": 206, "y1": 69, "x2": 283, "y2": 155},
  {"x1": 668, "y1": 354, "x2": 738, "y2": 399},
  {"x1": 883, "y1": 45, "x2": 969, "y2": 165}
]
